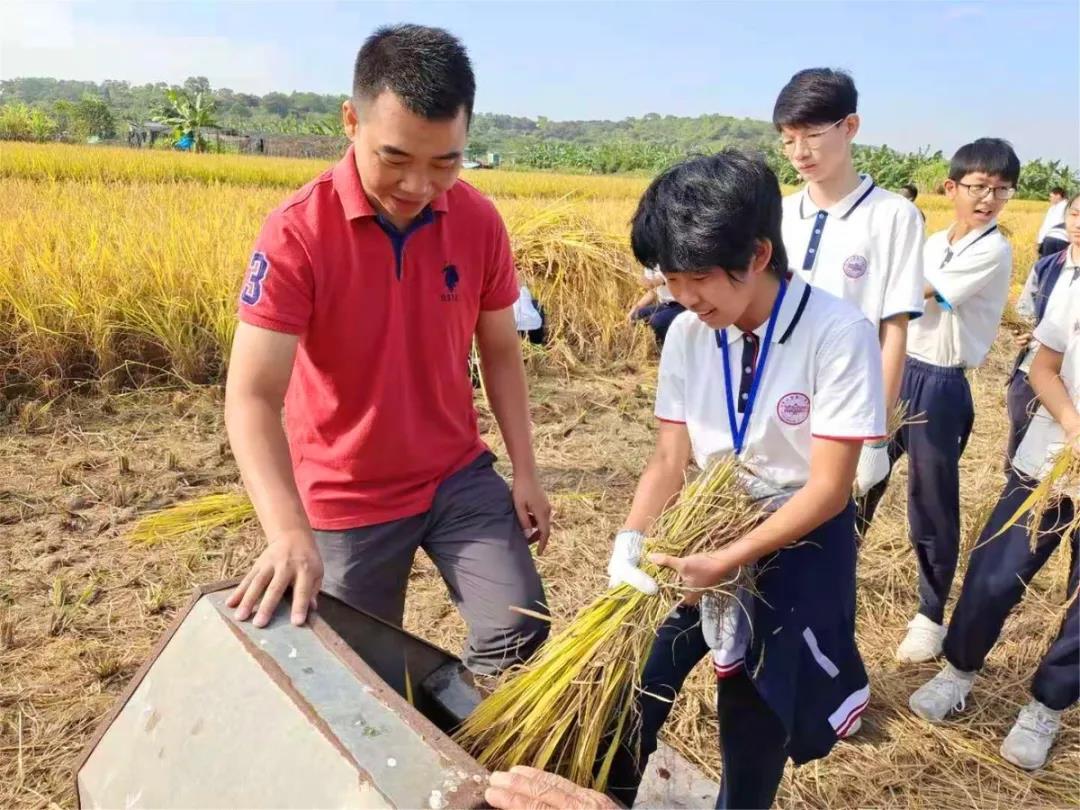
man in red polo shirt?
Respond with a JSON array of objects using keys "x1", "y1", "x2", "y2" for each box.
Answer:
[{"x1": 224, "y1": 24, "x2": 551, "y2": 674}]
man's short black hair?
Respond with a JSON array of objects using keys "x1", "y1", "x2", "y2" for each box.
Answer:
[
  {"x1": 773, "y1": 68, "x2": 858, "y2": 130},
  {"x1": 899, "y1": 183, "x2": 918, "y2": 201},
  {"x1": 630, "y1": 150, "x2": 788, "y2": 280},
  {"x1": 353, "y1": 24, "x2": 475, "y2": 122},
  {"x1": 948, "y1": 138, "x2": 1021, "y2": 185},
  {"x1": 1051, "y1": 186, "x2": 1067, "y2": 197}
]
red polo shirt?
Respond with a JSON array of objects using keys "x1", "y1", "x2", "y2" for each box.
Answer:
[{"x1": 237, "y1": 146, "x2": 519, "y2": 529}]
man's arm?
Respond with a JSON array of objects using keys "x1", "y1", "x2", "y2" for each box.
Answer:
[
  {"x1": 224, "y1": 322, "x2": 323, "y2": 627},
  {"x1": 1030, "y1": 345, "x2": 1080, "y2": 440},
  {"x1": 475, "y1": 307, "x2": 552, "y2": 550},
  {"x1": 622, "y1": 420, "x2": 692, "y2": 533}
]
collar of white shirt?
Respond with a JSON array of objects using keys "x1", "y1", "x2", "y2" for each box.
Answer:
[
  {"x1": 946, "y1": 220, "x2": 999, "y2": 253},
  {"x1": 721, "y1": 275, "x2": 812, "y2": 347},
  {"x1": 797, "y1": 174, "x2": 875, "y2": 220}
]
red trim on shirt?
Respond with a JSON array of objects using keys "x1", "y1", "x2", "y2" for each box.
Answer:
[
  {"x1": 713, "y1": 659, "x2": 744, "y2": 679},
  {"x1": 811, "y1": 433, "x2": 888, "y2": 441},
  {"x1": 657, "y1": 417, "x2": 687, "y2": 425}
]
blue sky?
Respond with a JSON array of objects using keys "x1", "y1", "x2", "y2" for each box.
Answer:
[{"x1": 3, "y1": 0, "x2": 1078, "y2": 165}]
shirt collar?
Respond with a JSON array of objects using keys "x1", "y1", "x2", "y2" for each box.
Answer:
[
  {"x1": 722, "y1": 274, "x2": 811, "y2": 346},
  {"x1": 798, "y1": 174, "x2": 875, "y2": 220},
  {"x1": 332, "y1": 144, "x2": 450, "y2": 221},
  {"x1": 946, "y1": 220, "x2": 999, "y2": 253}
]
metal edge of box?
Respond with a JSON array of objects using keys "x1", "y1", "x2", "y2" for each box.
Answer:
[{"x1": 70, "y1": 578, "x2": 241, "y2": 810}]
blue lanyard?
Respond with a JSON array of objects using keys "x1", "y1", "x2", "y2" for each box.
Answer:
[{"x1": 716, "y1": 279, "x2": 787, "y2": 455}]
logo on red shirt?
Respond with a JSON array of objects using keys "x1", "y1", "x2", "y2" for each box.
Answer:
[
  {"x1": 240, "y1": 252, "x2": 269, "y2": 305},
  {"x1": 442, "y1": 264, "x2": 460, "y2": 302},
  {"x1": 843, "y1": 255, "x2": 868, "y2": 279},
  {"x1": 776, "y1": 392, "x2": 811, "y2": 425}
]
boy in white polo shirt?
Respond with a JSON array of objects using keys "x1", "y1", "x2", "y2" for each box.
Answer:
[
  {"x1": 909, "y1": 199, "x2": 1080, "y2": 770},
  {"x1": 861, "y1": 138, "x2": 1020, "y2": 662},
  {"x1": 603, "y1": 151, "x2": 885, "y2": 809},
  {"x1": 773, "y1": 68, "x2": 925, "y2": 508}
]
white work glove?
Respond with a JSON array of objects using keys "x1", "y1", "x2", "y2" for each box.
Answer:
[
  {"x1": 606, "y1": 530, "x2": 658, "y2": 595},
  {"x1": 854, "y1": 440, "x2": 891, "y2": 497}
]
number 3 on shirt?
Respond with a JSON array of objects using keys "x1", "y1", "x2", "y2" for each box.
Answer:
[{"x1": 241, "y1": 252, "x2": 269, "y2": 305}]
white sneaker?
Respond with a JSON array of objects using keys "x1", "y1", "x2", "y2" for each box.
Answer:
[
  {"x1": 896, "y1": 614, "x2": 945, "y2": 663},
  {"x1": 909, "y1": 664, "x2": 975, "y2": 723},
  {"x1": 1000, "y1": 700, "x2": 1062, "y2": 770}
]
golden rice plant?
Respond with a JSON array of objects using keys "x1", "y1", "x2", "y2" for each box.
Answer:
[
  {"x1": 128, "y1": 492, "x2": 256, "y2": 544},
  {"x1": 454, "y1": 456, "x2": 764, "y2": 792},
  {"x1": 986, "y1": 445, "x2": 1080, "y2": 551}
]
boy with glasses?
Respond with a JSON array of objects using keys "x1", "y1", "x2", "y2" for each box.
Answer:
[
  {"x1": 860, "y1": 138, "x2": 1020, "y2": 662},
  {"x1": 774, "y1": 68, "x2": 925, "y2": 516}
]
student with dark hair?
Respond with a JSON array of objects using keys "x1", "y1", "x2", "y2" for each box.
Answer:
[
  {"x1": 224, "y1": 24, "x2": 551, "y2": 676},
  {"x1": 1006, "y1": 191, "x2": 1080, "y2": 468},
  {"x1": 1037, "y1": 186, "x2": 1070, "y2": 257},
  {"x1": 899, "y1": 184, "x2": 919, "y2": 202},
  {"x1": 773, "y1": 68, "x2": 925, "y2": 520},
  {"x1": 860, "y1": 138, "x2": 1019, "y2": 663},
  {"x1": 909, "y1": 191, "x2": 1080, "y2": 771},
  {"x1": 604, "y1": 151, "x2": 884, "y2": 809}
]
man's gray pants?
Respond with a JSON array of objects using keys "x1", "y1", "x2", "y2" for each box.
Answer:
[{"x1": 314, "y1": 452, "x2": 549, "y2": 675}]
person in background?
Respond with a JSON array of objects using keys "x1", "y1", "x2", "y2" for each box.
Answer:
[
  {"x1": 628, "y1": 265, "x2": 686, "y2": 348},
  {"x1": 899, "y1": 183, "x2": 927, "y2": 223},
  {"x1": 908, "y1": 192, "x2": 1080, "y2": 770},
  {"x1": 1006, "y1": 192, "x2": 1080, "y2": 467},
  {"x1": 859, "y1": 138, "x2": 1020, "y2": 663},
  {"x1": 773, "y1": 68, "x2": 925, "y2": 516},
  {"x1": 1037, "y1": 187, "x2": 1069, "y2": 258}
]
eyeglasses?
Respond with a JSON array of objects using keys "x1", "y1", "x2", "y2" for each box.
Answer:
[
  {"x1": 956, "y1": 182, "x2": 1016, "y2": 201},
  {"x1": 779, "y1": 119, "x2": 846, "y2": 155}
]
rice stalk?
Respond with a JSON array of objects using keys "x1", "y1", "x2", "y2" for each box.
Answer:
[
  {"x1": 985, "y1": 444, "x2": 1080, "y2": 551},
  {"x1": 128, "y1": 492, "x2": 256, "y2": 544},
  {"x1": 454, "y1": 456, "x2": 764, "y2": 792}
]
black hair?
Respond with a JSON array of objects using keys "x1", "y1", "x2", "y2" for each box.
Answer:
[
  {"x1": 1051, "y1": 186, "x2": 1067, "y2": 197},
  {"x1": 948, "y1": 138, "x2": 1021, "y2": 185},
  {"x1": 773, "y1": 68, "x2": 858, "y2": 129},
  {"x1": 899, "y1": 183, "x2": 918, "y2": 201},
  {"x1": 630, "y1": 150, "x2": 788, "y2": 280},
  {"x1": 353, "y1": 24, "x2": 475, "y2": 123}
]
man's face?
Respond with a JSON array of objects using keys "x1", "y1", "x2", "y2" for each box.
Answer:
[
  {"x1": 944, "y1": 172, "x2": 1012, "y2": 229},
  {"x1": 662, "y1": 241, "x2": 772, "y2": 331},
  {"x1": 342, "y1": 91, "x2": 467, "y2": 229},
  {"x1": 1051, "y1": 191, "x2": 1066, "y2": 205},
  {"x1": 779, "y1": 114, "x2": 858, "y2": 184},
  {"x1": 1065, "y1": 197, "x2": 1080, "y2": 248}
]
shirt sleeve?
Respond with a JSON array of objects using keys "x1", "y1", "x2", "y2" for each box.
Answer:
[
  {"x1": 927, "y1": 241, "x2": 1012, "y2": 309},
  {"x1": 654, "y1": 316, "x2": 688, "y2": 423},
  {"x1": 1033, "y1": 278, "x2": 1072, "y2": 352},
  {"x1": 1015, "y1": 261, "x2": 1039, "y2": 322},
  {"x1": 236, "y1": 211, "x2": 314, "y2": 335},
  {"x1": 480, "y1": 208, "x2": 521, "y2": 311},
  {"x1": 810, "y1": 318, "x2": 886, "y2": 440},
  {"x1": 882, "y1": 202, "x2": 926, "y2": 321}
]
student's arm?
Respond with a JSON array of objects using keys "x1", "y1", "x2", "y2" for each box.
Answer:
[
  {"x1": 879, "y1": 315, "x2": 907, "y2": 409},
  {"x1": 476, "y1": 306, "x2": 552, "y2": 550},
  {"x1": 628, "y1": 288, "x2": 658, "y2": 320},
  {"x1": 1028, "y1": 345, "x2": 1080, "y2": 439},
  {"x1": 621, "y1": 421, "x2": 693, "y2": 532},
  {"x1": 224, "y1": 323, "x2": 323, "y2": 627},
  {"x1": 649, "y1": 437, "x2": 860, "y2": 587},
  {"x1": 926, "y1": 243, "x2": 1012, "y2": 309}
]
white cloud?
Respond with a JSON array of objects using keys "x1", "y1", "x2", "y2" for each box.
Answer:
[{"x1": 0, "y1": 1, "x2": 285, "y2": 93}]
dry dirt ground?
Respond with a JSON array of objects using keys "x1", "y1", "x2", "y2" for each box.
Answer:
[{"x1": 1, "y1": 330, "x2": 1077, "y2": 809}]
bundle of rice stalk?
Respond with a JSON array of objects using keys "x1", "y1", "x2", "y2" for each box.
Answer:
[
  {"x1": 129, "y1": 492, "x2": 255, "y2": 544},
  {"x1": 986, "y1": 444, "x2": 1080, "y2": 551},
  {"x1": 454, "y1": 456, "x2": 764, "y2": 792}
]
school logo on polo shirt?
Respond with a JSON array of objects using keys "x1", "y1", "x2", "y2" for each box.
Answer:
[
  {"x1": 441, "y1": 264, "x2": 460, "y2": 302},
  {"x1": 776, "y1": 392, "x2": 811, "y2": 425},
  {"x1": 842, "y1": 255, "x2": 868, "y2": 280}
]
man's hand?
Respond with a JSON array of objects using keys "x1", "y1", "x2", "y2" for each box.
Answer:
[
  {"x1": 485, "y1": 766, "x2": 617, "y2": 810},
  {"x1": 513, "y1": 471, "x2": 552, "y2": 553},
  {"x1": 1014, "y1": 332, "x2": 1032, "y2": 350},
  {"x1": 226, "y1": 531, "x2": 324, "y2": 627}
]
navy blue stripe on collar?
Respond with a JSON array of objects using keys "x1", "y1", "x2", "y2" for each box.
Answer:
[
  {"x1": 778, "y1": 284, "x2": 813, "y2": 344},
  {"x1": 839, "y1": 181, "x2": 876, "y2": 219}
]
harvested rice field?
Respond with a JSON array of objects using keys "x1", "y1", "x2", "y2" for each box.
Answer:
[{"x1": 0, "y1": 143, "x2": 1074, "y2": 809}]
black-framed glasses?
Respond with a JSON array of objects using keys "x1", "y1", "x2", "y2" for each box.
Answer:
[
  {"x1": 956, "y1": 182, "x2": 1016, "y2": 201},
  {"x1": 779, "y1": 118, "x2": 846, "y2": 155}
]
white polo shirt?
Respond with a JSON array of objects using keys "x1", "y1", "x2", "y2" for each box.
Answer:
[
  {"x1": 782, "y1": 175, "x2": 925, "y2": 329},
  {"x1": 1037, "y1": 199, "x2": 1068, "y2": 245},
  {"x1": 907, "y1": 223, "x2": 1013, "y2": 369},
  {"x1": 1013, "y1": 272, "x2": 1080, "y2": 480},
  {"x1": 655, "y1": 275, "x2": 886, "y2": 501}
]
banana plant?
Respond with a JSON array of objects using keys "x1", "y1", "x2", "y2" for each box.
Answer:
[{"x1": 154, "y1": 88, "x2": 218, "y2": 152}]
